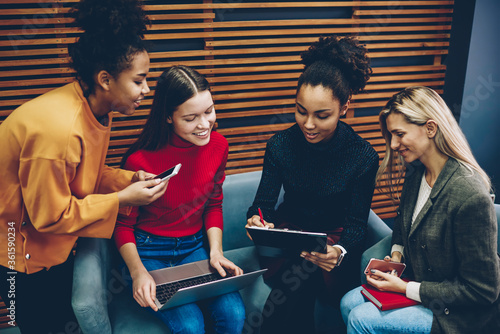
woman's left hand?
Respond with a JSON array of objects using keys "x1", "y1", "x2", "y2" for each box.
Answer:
[
  {"x1": 132, "y1": 170, "x2": 156, "y2": 182},
  {"x1": 366, "y1": 270, "x2": 408, "y2": 294},
  {"x1": 300, "y1": 245, "x2": 341, "y2": 272},
  {"x1": 210, "y1": 251, "x2": 244, "y2": 278}
]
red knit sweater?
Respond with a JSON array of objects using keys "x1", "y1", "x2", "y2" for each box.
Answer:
[{"x1": 114, "y1": 131, "x2": 228, "y2": 248}]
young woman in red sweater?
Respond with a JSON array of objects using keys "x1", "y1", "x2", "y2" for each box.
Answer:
[{"x1": 114, "y1": 65, "x2": 245, "y2": 334}]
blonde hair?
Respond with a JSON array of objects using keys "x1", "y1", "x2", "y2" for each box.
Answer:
[{"x1": 377, "y1": 86, "x2": 491, "y2": 198}]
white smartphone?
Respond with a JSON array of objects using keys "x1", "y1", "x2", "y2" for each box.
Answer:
[{"x1": 155, "y1": 163, "x2": 182, "y2": 182}]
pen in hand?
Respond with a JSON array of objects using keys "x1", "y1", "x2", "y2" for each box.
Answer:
[{"x1": 258, "y1": 208, "x2": 268, "y2": 228}]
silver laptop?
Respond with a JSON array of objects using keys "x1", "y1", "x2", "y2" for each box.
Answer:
[{"x1": 149, "y1": 259, "x2": 267, "y2": 310}]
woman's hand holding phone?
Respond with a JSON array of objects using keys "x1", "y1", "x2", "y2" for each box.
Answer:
[
  {"x1": 132, "y1": 170, "x2": 156, "y2": 182},
  {"x1": 364, "y1": 258, "x2": 406, "y2": 277},
  {"x1": 365, "y1": 256, "x2": 408, "y2": 293},
  {"x1": 366, "y1": 269, "x2": 408, "y2": 294},
  {"x1": 118, "y1": 178, "x2": 168, "y2": 207}
]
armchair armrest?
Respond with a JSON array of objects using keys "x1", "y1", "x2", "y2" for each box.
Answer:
[
  {"x1": 494, "y1": 204, "x2": 500, "y2": 251},
  {"x1": 365, "y1": 210, "x2": 392, "y2": 249},
  {"x1": 361, "y1": 210, "x2": 393, "y2": 284},
  {"x1": 72, "y1": 238, "x2": 113, "y2": 334}
]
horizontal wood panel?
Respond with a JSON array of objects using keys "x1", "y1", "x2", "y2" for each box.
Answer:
[
  {"x1": 148, "y1": 17, "x2": 452, "y2": 30},
  {"x1": 144, "y1": 25, "x2": 452, "y2": 40},
  {"x1": 0, "y1": 48, "x2": 68, "y2": 57},
  {"x1": 355, "y1": 9, "x2": 453, "y2": 15},
  {"x1": 0, "y1": 8, "x2": 71, "y2": 15},
  {"x1": 142, "y1": 2, "x2": 454, "y2": 10},
  {"x1": 0, "y1": 0, "x2": 78, "y2": 3},
  {"x1": 0, "y1": 17, "x2": 73, "y2": 25},
  {"x1": 147, "y1": 42, "x2": 449, "y2": 60},
  {"x1": 206, "y1": 33, "x2": 451, "y2": 47}
]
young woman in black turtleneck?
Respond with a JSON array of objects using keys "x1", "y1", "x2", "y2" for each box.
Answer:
[{"x1": 246, "y1": 35, "x2": 379, "y2": 333}]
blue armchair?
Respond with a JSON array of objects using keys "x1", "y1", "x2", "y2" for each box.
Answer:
[{"x1": 72, "y1": 171, "x2": 392, "y2": 334}]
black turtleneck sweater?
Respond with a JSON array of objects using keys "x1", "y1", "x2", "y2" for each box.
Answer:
[{"x1": 247, "y1": 121, "x2": 379, "y2": 253}]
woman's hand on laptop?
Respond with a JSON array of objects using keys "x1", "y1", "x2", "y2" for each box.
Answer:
[
  {"x1": 210, "y1": 251, "x2": 244, "y2": 278},
  {"x1": 132, "y1": 269, "x2": 159, "y2": 312}
]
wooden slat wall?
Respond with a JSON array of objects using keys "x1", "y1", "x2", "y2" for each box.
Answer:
[{"x1": 0, "y1": 1, "x2": 454, "y2": 328}]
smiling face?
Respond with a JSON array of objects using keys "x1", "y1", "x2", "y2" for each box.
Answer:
[
  {"x1": 385, "y1": 112, "x2": 433, "y2": 163},
  {"x1": 107, "y1": 50, "x2": 150, "y2": 116},
  {"x1": 295, "y1": 84, "x2": 349, "y2": 144},
  {"x1": 167, "y1": 89, "x2": 215, "y2": 146}
]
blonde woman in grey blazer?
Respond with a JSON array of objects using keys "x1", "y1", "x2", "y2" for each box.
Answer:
[{"x1": 341, "y1": 86, "x2": 500, "y2": 334}]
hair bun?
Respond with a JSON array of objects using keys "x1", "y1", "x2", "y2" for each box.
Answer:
[
  {"x1": 71, "y1": 0, "x2": 149, "y2": 38},
  {"x1": 301, "y1": 35, "x2": 372, "y2": 94}
]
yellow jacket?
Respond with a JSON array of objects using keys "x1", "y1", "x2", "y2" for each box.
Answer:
[{"x1": 0, "y1": 82, "x2": 134, "y2": 273}]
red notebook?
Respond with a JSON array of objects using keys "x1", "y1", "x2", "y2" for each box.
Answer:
[{"x1": 361, "y1": 284, "x2": 420, "y2": 311}]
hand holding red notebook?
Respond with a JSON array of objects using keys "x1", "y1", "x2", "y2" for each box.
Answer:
[{"x1": 361, "y1": 283, "x2": 420, "y2": 311}]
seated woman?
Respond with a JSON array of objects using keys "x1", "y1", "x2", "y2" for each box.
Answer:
[
  {"x1": 114, "y1": 66, "x2": 245, "y2": 334},
  {"x1": 245, "y1": 35, "x2": 379, "y2": 333},
  {"x1": 0, "y1": 1, "x2": 167, "y2": 333},
  {"x1": 341, "y1": 86, "x2": 500, "y2": 334}
]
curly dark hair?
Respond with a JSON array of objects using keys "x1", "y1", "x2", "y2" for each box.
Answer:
[
  {"x1": 68, "y1": 0, "x2": 150, "y2": 96},
  {"x1": 298, "y1": 35, "x2": 372, "y2": 105}
]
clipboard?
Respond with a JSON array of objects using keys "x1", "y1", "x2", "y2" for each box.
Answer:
[{"x1": 246, "y1": 226, "x2": 328, "y2": 254}]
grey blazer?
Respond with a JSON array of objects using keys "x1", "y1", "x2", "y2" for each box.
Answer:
[{"x1": 393, "y1": 158, "x2": 500, "y2": 334}]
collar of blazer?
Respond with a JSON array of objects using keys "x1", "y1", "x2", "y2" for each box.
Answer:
[{"x1": 402, "y1": 157, "x2": 460, "y2": 238}]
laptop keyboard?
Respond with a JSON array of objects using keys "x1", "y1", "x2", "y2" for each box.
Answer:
[{"x1": 156, "y1": 272, "x2": 221, "y2": 305}]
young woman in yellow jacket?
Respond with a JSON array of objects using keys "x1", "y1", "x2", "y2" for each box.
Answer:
[{"x1": 0, "y1": 1, "x2": 167, "y2": 333}]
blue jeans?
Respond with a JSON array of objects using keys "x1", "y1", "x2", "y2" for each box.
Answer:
[
  {"x1": 340, "y1": 286, "x2": 433, "y2": 334},
  {"x1": 132, "y1": 230, "x2": 246, "y2": 334}
]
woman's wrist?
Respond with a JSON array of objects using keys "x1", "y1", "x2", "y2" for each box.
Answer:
[
  {"x1": 210, "y1": 248, "x2": 224, "y2": 259},
  {"x1": 399, "y1": 280, "x2": 408, "y2": 294},
  {"x1": 129, "y1": 265, "x2": 148, "y2": 279},
  {"x1": 391, "y1": 251, "x2": 403, "y2": 263},
  {"x1": 117, "y1": 189, "x2": 129, "y2": 208}
]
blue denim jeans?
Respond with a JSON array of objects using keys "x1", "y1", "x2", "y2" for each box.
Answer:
[
  {"x1": 340, "y1": 286, "x2": 432, "y2": 334},
  {"x1": 132, "y1": 229, "x2": 246, "y2": 334}
]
